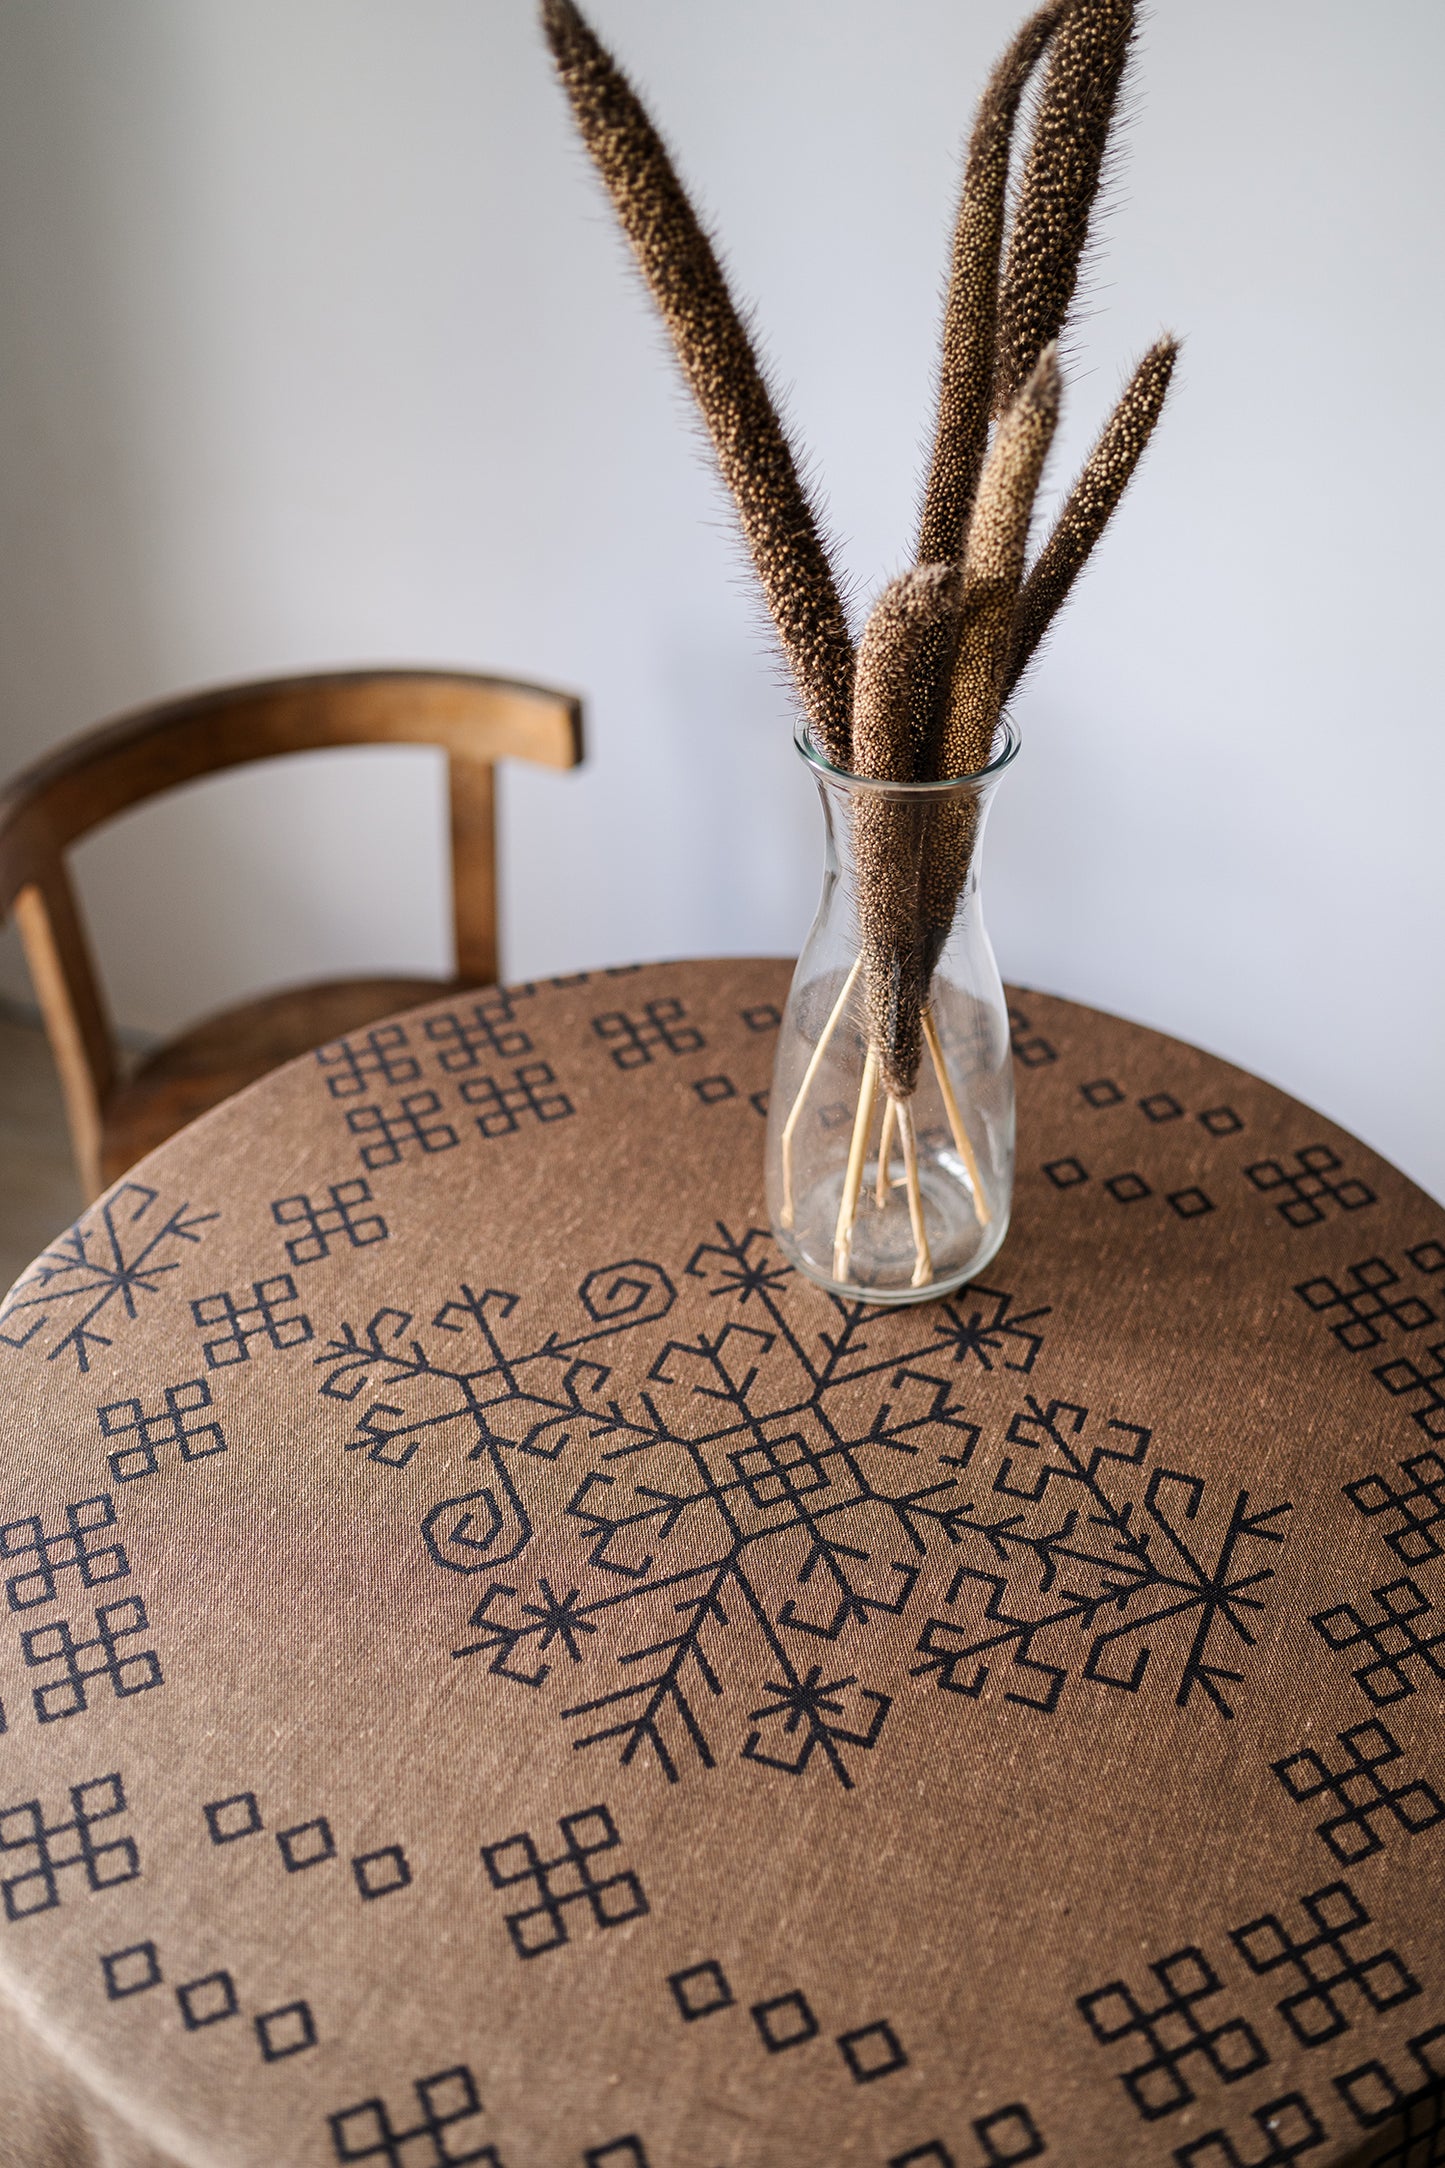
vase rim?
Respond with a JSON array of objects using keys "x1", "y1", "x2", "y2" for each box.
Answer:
[{"x1": 793, "y1": 712, "x2": 1021, "y2": 795}]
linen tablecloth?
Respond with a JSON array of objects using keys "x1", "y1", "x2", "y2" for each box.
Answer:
[{"x1": 0, "y1": 959, "x2": 1441, "y2": 2167}]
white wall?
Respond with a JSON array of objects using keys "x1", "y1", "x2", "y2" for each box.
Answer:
[{"x1": 1, "y1": 1, "x2": 1441, "y2": 1199}]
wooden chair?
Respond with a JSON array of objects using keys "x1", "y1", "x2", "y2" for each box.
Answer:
[{"x1": 0, "y1": 668, "x2": 583, "y2": 1201}]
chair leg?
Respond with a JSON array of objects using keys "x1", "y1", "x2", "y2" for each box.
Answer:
[
  {"x1": 13, "y1": 873, "x2": 116, "y2": 1201},
  {"x1": 449, "y1": 754, "x2": 499, "y2": 986}
]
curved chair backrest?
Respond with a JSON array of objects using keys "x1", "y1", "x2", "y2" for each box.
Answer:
[{"x1": 0, "y1": 668, "x2": 583, "y2": 1195}]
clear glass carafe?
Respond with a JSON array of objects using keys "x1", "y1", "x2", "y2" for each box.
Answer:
[{"x1": 765, "y1": 717, "x2": 1019, "y2": 1303}]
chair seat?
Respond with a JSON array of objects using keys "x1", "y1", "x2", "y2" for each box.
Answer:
[{"x1": 99, "y1": 973, "x2": 460, "y2": 1186}]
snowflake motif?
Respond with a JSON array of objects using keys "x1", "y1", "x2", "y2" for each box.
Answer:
[
  {"x1": 0, "y1": 1184, "x2": 218, "y2": 1373},
  {"x1": 314, "y1": 1224, "x2": 1289, "y2": 1787},
  {"x1": 911, "y1": 1396, "x2": 1292, "y2": 1718}
]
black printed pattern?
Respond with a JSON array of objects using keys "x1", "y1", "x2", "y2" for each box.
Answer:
[
  {"x1": 1296, "y1": 1246, "x2": 1445, "y2": 1442},
  {"x1": 98, "y1": 1379, "x2": 225, "y2": 1482},
  {"x1": 327, "y1": 2063, "x2": 501, "y2": 2164},
  {"x1": 910, "y1": 1397, "x2": 1289, "y2": 1718},
  {"x1": 416, "y1": 1242, "x2": 1076, "y2": 1787},
  {"x1": 1244, "y1": 1145, "x2": 1375, "y2": 1228},
  {"x1": 0, "y1": 1772, "x2": 138, "y2": 1920},
  {"x1": 321, "y1": 1223, "x2": 1286, "y2": 1785},
  {"x1": 424, "y1": 990, "x2": 534, "y2": 1069},
  {"x1": 1310, "y1": 1577, "x2": 1445, "y2": 1706},
  {"x1": 272, "y1": 1181, "x2": 388, "y2": 1266},
  {"x1": 592, "y1": 998, "x2": 704, "y2": 1069},
  {"x1": 1344, "y1": 1450, "x2": 1445, "y2": 1566},
  {"x1": 1230, "y1": 1881, "x2": 1419, "y2": 2047},
  {"x1": 480, "y1": 1803, "x2": 646, "y2": 1958},
  {"x1": 192, "y1": 1276, "x2": 313, "y2": 1367},
  {"x1": 0, "y1": 1185, "x2": 217, "y2": 1372},
  {"x1": 1078, "y1": 1948, "x2": 1268, "y2": 2120},
  {"x1": 1271, "y1": 1720, "x2": 1445, "y2": 1864}
]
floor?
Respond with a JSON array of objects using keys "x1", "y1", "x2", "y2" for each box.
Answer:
[{"x1": 0, "y1": 1009, "x2": 81, "y2": 1294}]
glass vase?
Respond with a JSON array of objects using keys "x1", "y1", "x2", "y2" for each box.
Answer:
[{"x1": 765, "y1": 716, "x2": 1019, "y2": 1304}]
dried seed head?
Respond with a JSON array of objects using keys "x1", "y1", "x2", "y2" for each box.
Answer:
[
  {"x1": 1007, "y1": 335, "x2": 1178, "y2": 691},
  {"x1": 850, "y1": 568, "x2": 961, "y2": 1098},
  {"x1": 994, "y1": 0, "x2": 1136, "y2": 413},
  {"x1": 918, "y1": 0, "x2": 1069, "y2": 568},
  {"x1": 541, "y1": 0, "x2": 855, "y2": 765},
  {"x1": 943, "y1": 343, "x2": 1061, "y2": 777},
  {"x1": 854, "y1": 565, "x2": 959, "y2": 779}
]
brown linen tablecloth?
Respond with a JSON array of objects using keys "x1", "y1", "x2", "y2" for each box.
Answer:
[{"x1": 0, "y1": 958, "x2": 1441, "y2": 2168}]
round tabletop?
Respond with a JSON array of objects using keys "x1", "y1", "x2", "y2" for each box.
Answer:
[{"x1": 0, "y1": 958, "x2": 1441, "y2": 2168}]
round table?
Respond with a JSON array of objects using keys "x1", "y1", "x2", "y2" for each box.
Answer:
[{"x1": 0, "y1": 959, "x2": 1441, "y2": 2168}]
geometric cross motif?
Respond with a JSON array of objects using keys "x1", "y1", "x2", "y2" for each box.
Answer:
[
  {"x1": 1375, "y1": 1341, "x2": 1445, "y2": 1444},
  {"x1": 458, "y1": 1062, "x2": 574, "y2": 1139},
  {"x1": 21, "y1": 1595, "x2": 163, "y2": 1721},
  {"x1": 1271, "y1": 1719, "x2": 1445, "y2": 1864},
  {"x1": 1244, "y1": 1144, "x2": 1375, "y2": 1228},
  {"x1": 1310, "y1": 1578, "x2": 1445, "y2": 1707},
  {"x1": 1344, "y1": 1450, "x2": 1445, "y2": 1567},
  {"x1": 1230, "y1": 1880, "x2": 1420, "y2": 2047},
  {"x1": 480, "y1": 1804, "x2": 647, "y2": 1960},
  {"x1": 591, "y1": 998, "x2": 704, "y2": 1070},
  {"x1": 327, "y1": 2063, "x2": 502, "y2": 2165},
  {"x1": 97, "y1": 1379, "x2": 226, "y2": 1483},
  {"x1": 314, "y1": 1024, "x2": 420, "y2": 1101},
  {"x1": 0, "y1": 1182, "x2": 218, "y2": 1373},
  {"x1": 1332, "y1": 2022, "x2": 1445, "y2": 2156},
  {"x1": 271, "y1": 1180, "x2": 389, "y2": 1267},
  {"x1": 424, "y1": 992, "x2": 534, "y2": 1070},
  {"x1": 1077, "y1": 1946, "x2": 1269, "y2": 2120},
  {"x1": 1294, "y1": 1257, "x2": 1437, "y2": 1352},
  {"x1": 0, "y1": 1493, "x2": 128, "y2": 1611},
  {"x1": 1171, "y1": 2091, "x2": 1327, "y2": 2167},
  {"x1": 344, "y1": 1091, "x2": 459, "y2": 1171},
  {"x1": 190, "y1": 1276, "x2": 314, "y2": 1368},
  {"x1": 0, "y1": 1771, "x2": 139, "y2": 1920}
]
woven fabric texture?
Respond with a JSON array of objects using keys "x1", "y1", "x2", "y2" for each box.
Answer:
[{"x1": 0, "y1": 959, "x2": 1441, "y2": 2168}]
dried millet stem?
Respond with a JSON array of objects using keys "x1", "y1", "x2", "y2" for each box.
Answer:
[
  {"x1": 923, "y1": 1006, "x2": 990, "y2": 1224},
  {"x1": 875, "y1": 1096, "x2": 897, "y2": 1206},
  {"x1": 1007, "y1": 336, "x2": 1178, "y2": 693},
  {"x1": 940, "y1": 345, "x2": 1061, "y2": 779},
  {"x1": 917, "y1": 349, "x2": 1060, "y2": 992},
  {"x1": 852, "y1": 566, "x2": 958, "y2": 1101},
  {"x1": 541, "y1": 0, "x2": 855, "y2": 765},
  {"x1": 779, "y1": 955, "x2": 861, "y2": 1228},
  {"x1": 833, "y1": 1041, "x2": 880, "y2": 1283},
  {"x1": 908, "y1": 0, "x2": 1067, "y2": 763},
  {"x1": 918, "y1": 2, "x2": 1069, "y2": 566},
  {"x1": 896, "y1": 1097, "x2": 934, "y2": 1288},
  {"x1": 994, "y1": 0, "x2": 1136, "y2": 412}
]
